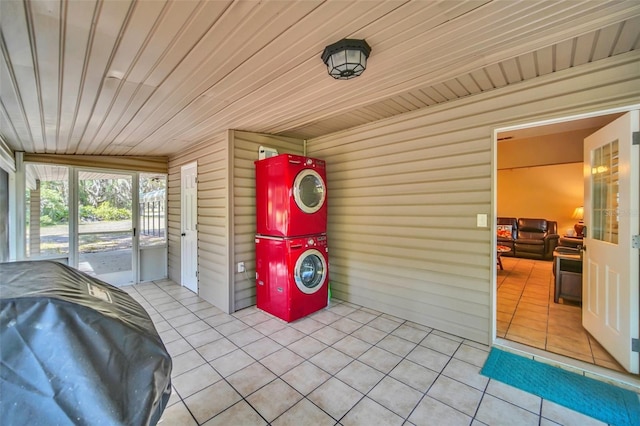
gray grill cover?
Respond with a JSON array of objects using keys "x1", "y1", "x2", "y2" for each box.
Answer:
[{"x1": 0, "y1": 261, "x2": 171, "y2": 425}]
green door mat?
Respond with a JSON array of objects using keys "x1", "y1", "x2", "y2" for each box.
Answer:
[{"x1": 481, "y1": 348, "x2": 640, "y2": 426}]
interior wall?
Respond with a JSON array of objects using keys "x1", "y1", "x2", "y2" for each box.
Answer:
[
  {"x1": 497, "y1": 163, "x2": 584, "y2": 233},
  {"x1": 497, "y1": 129, "x2": 589, "y2": 233},
  {"x1": 497, "y1": 128, "x2": 589, "y2": 169},
  {"x1": 167, "y1": 130, "x2": 303, "y2": 312},
  {"x1": 167, "y1": 132, "x2": 229, "y2": 309},
  {"x1": 306, "y1": 52, "x2": 640, "y2": 344}
]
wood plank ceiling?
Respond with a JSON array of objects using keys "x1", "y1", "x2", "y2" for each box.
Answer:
[{"x1": 1, "y1": 0, "x2": 639, "y2": 157}]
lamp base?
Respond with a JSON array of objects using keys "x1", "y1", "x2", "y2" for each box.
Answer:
[{"x1": 574, "y1": 222, "x2": 585, "y2": 237}]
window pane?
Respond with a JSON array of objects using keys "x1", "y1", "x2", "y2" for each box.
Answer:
[
  {"x1": 590, "y1": 139, "x2": 619, "y2": 244},
  {"x1": 26, "y1": 165, "x2": 70, "y2": 258},
  {"x1": 139, "y1": 174, "x2": 167, "y2": 247}
]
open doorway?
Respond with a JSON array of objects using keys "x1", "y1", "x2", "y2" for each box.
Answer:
[
  {"x1": 77, "y1": 170, "x2": 134, "y2": 285},
  {"x1": 495, "y1": 110, "x2": 629, "y2": 373}
]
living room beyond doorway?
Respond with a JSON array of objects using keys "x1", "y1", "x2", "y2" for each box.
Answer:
[{"x1": 495, "y1": 112, "x2": 629, "y2": 372}]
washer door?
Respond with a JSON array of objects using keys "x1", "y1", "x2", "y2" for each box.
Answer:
[
  {"x1": 293, "y1": 169, "x2": 326, "y2": 214},
  {"x1": 294, "y1": 249, "x2": 327, "y2": 294}
]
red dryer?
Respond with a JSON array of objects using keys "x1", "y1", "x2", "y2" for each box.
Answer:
[
  {"x1": 255, "y1": 154, "x2": 327, "y2": 237},
  {"x1": 255, "y1": 235, "x2": 329, "y2": 322}
]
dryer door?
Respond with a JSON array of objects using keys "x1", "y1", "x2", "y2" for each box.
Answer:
[
  {"x1": 294, "y1": 249, "x2": 327, "y2": 294},
  {"x1": 293, "y1": 169, "x2": 326, "y2": 214}
]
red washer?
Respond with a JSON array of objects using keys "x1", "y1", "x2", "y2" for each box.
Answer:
[
  {"x1": 255, "y1": 234, "x2": 329, "y2": 322},
  {"x1": 255, "y1": 154, "x2": 327, "y2": 237}
]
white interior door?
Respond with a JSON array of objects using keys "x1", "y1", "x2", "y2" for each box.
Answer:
[
  {"x1": 582, "y1": 110, "x2": 639, "y2": 374},
  {"x1": 181, "y1": 162, "x2": 198, "y2": 293}
]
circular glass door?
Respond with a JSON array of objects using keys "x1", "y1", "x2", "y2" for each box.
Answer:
[
  {"x1": 293, "y1": 169, "x2": 326, "y2": 214},
  {"x1": 294, "y1": 249, "x2": 327, "y2": 294}
]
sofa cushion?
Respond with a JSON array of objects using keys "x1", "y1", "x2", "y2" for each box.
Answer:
[
  {"x1": 516, "y1": 238, "x2": 545, "y2": 245},
  {"x1": 518, "y1": 218, "x2": 548, "y2": 232},
  {"x1": 518, "y1": 231, "x2": 546, "y2": 240},
  {"x1": 517, "y1": 218, "x2": 549, "y2": 240}
]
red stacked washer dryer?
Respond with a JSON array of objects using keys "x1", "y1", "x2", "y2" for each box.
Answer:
[{"x1": 255, "y1": 154, "x2": 328, "y2": 322}]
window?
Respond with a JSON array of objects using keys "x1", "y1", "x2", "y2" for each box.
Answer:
[
  {"x1": 26, "y1": 165, "x2": 70, "y2": 259},
  {"x1": 590, "y1": 139, "x2": 619, "y2": 244},
  {"x1": 139, "y1": 174, "x2": 167, "y2": 247}
]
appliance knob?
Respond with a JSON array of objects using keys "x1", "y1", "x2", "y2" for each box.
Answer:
[{"x1": 308, "y1": 239, "x2": 315, "y2": 245}]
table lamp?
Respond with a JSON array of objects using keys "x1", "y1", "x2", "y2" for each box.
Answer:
[{"x1": 572, "y1": 206, "x2": 584, "y2": 237}]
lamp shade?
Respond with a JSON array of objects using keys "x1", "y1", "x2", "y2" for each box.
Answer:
[
  {"x1": 321, "y1": 39, "x2": 371, "y2": 80},
  {"x1": 572, "y1": 206, "x2": 584, "y2": 220}
]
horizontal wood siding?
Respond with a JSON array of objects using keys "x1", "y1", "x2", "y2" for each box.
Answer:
[
  {"x1": 306, "y1": 52, "x2": 640, "y2": 344},
  {"x1": 231, "y1": 131, "x2": 303, "y2": 311},
  {"x1": 23, "y1": 154, "x2": 168, "y2": 174},
  {"x1": 168, "y1": 132, "x2": 228, "y2": 309}
]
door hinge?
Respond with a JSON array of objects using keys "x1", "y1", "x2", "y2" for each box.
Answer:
[
  {"x1": 632, "y1": 235, "x2": 640, "y2": 249},
  {"x1": 632, "y1": 131, "x2": 639, "y2": 146},
  {"x1": 632, "y1": 338, "x2": 640, "y2": 353},
  {"x1": 195, "y1": 223, "x2": 198, "y2": 231},
  {"x1": 196, "y1": 270, "x2": 199, "y2": 278}
]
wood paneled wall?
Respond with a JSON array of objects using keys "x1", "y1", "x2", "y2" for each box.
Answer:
[
  {"x1": 306, "y1": 52, "x2": 640, "y2": 344},
  {"x1": 231, "y1": 131, "x2": 303, "y2": 310},
  {"x1": 167, "y1": 132, "x2": 228, "y2": 308},
  {"x1": 166, "y1": 52, "x2": 638, "y2": 334},
  {"x1": 167, "y1": 130, "x2": 302, "y2": 312},
  {"x1": 23, "y1": 154, "x2": 167, "y2": 174}
]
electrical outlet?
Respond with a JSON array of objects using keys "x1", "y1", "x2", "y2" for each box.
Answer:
[{"x1": 237, "y1": 262, "x2": 245, "y2": 273}]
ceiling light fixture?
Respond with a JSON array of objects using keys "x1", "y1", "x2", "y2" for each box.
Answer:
[{"x1": 321, "y1": 39, "x2": 371, "y2": 80}]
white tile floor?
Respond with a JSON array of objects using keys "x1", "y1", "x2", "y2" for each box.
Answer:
[{"x1": 122, "y1": 279, "x2": 609, "y2": 426}]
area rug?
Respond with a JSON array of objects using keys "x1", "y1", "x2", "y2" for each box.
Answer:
[{"x1": 481, "y1": 348, "x2": 640, "y2": 426}]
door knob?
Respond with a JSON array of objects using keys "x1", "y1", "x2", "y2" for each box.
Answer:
[{"x1": 181, "y1": 233, "x2": 186, "y2": 237}]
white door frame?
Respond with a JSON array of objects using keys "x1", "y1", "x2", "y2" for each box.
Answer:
[{"x1": 491, "y1": 104, "x2": 640, "y2": 373}]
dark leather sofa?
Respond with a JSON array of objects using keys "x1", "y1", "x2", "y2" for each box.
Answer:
[{"x1": 497, "y1": 217, "x2": 559, "y2": 260}]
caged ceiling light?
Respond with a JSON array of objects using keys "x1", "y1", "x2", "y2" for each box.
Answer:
[{"x1": 321, "y1": 39, "x2": 371, "y2": 80}]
